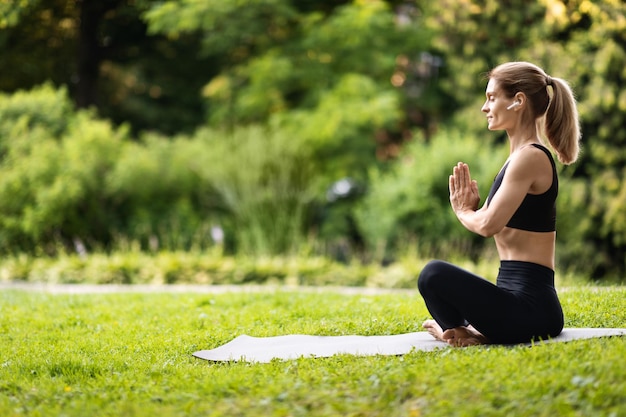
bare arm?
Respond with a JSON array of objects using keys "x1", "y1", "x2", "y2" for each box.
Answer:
[{"x1": 450, "y1": 149, "x2": 546, "y2": 237}]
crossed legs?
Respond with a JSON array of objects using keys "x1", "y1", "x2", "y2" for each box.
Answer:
[
  {"x1": 417, "y1": 259, "x2": 563, "y2": 346},
  {"x1": 417, "y1": 260, "x2": 513, "y2": 347}
]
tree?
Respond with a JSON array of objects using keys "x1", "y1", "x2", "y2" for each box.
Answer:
[
  {"x1": 0, "y1": 0, "x2": 217, "y2": 134},
  {"x1": 145, "y1": 0, "x2": 439, "y2": 171}
]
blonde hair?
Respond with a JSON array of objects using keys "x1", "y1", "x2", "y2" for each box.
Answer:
[{"x1": 488, "y1": 62, "x2": 580, "y2": 165}]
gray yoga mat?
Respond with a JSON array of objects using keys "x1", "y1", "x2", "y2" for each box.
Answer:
[{"x1": 193, "y1": 328, "x2": 626, "y2": 363}]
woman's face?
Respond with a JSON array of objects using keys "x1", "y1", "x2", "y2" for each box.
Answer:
[{"x1": 481, "y1": 79, "x2": 517, "y2": 131}]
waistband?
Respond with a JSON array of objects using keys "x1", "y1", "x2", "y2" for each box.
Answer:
[{"x1": 498, "y1": 260, "x2": 555, "y2": 287}]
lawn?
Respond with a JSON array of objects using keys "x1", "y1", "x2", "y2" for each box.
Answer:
[{"x1": 1, "y1": 286, "x2": 625, "y2": 416}]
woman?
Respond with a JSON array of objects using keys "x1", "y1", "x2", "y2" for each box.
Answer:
[{"x1": 417, "y1": 61, "x2": 580, "y2": 346}]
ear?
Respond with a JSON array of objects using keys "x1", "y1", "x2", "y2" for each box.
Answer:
[{"x1": 513, "y1": 92, "x2": 527, "y2": 109}]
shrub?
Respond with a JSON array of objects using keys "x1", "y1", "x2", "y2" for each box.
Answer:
[
  {"x1": 0, "y1": 112, "x2": 129, "y2": 253},
  {"x1": 0, "y1": 82, "x2": 73, "y2": 141},
  {"x1": 105, "y1": 132, "x2": 220, "y2": 252},
  {"x1": 191, "y1": 125, "x2": 317, "y2": 256}
]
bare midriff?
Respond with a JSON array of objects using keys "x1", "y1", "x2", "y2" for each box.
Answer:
[{"x1": 494, "y1": 227, "x2": 555, "y2": 270}]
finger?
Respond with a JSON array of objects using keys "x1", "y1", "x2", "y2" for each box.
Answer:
[
  {"x1": 451, "y1": 166, "x2": 456, "y2": 189},
  {"x1": 464, "y1": 163, "x2": 472, "y2": 179},
  {"x1": 460, "y1": 163, "x2": 470, "y2": 185},
  {"x1": 457, "y1": 162, "x2": 466, "y2": 186},
  {"x1": 449, "y1": 174, "x2": 455, "y2": 193}
]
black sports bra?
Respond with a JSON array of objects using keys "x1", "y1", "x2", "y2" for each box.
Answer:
[{"x1": 486, "y1": 144, "x2": 558, "y2": 232}]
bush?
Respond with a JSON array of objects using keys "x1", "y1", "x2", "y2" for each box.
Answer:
[
  {"x1": 191, "y1": 125, "x2": 317, "y2": 256},
  {"x1": 106, "y1": 132, "x2": 220, "y2": 252},
  {"x1": 0, "y1": 250, "x2": 504, "y2": 288},
  {"x1": 0, "y1": 112, "x2": 128, "y2": 253},
  {"x1": 0, "y1": 82, "x2": 73, "y2": 141}
]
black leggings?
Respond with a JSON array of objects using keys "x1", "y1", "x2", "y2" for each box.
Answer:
[{"x1": 417, "y1": 260, "x2": 564, "y2": 344}]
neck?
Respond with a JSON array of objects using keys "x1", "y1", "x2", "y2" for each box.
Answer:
[{"x1": 507, "y1": 125, "x2": 539, "y2": 154}]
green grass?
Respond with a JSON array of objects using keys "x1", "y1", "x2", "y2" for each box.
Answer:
[{"x1": 1, "y1": 287, "x2": 625, "y2": 416}]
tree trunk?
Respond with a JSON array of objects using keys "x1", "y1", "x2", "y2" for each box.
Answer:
[{"x1": 74, "y1": 0, "x2": 120, "y2": 108}]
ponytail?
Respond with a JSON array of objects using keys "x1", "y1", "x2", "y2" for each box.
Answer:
[{"x1": 544, "y1": 77, "x2": 580, "y2": 165}]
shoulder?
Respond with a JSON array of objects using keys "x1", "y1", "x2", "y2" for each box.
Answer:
[
  {"x1": 506, "y1": 144, "x2": 554, "y2": 191},
  {"x1": 510, "y1": 144, "x2": 552, "y2": 169}
]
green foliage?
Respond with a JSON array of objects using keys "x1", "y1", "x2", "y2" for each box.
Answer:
[
  {"x1": 2, "y1": 1, "x2": 626, "y2": 278},
  {"x1": 203, "y1": 51, "x2": 297, "y2": 125},
  {"x1": 106, "y1": 133, "x2": 216, "y2": 251},
  {"x1": 0, "y1": 251, "x2": 422, "y2": 288},
  {"x1": 279, "y1": 73, "x2": 401, "y2": 182},
  {"x1": 0, "y1": 0, "x2": 40, "y2": 28},
  {"x1": 0, "y1": 0, "x2": 216, "y2": 134},
  {"x1": 0, "y1": 111, "x2": 127, "y2": 252},
  {"x1": 555, "y1": 177, "x2": 599, "y2": 274},
  {"x1": 194, "y1": 0, "x2": 432, "y2": 181},
  {"x1": 144, "y1": 0, "x2": 298, "y2": 58},
  {"x1": 0, "y1": 85, "x2": 322, "y2": 256},
  {"x1": 297, "y1": 1, "x2": 412, "y2": 79},
  {"x1": 1, "y1": 247, "x2": 601, "y2": 288},
  {"x1": 0, "y1": 0, "x2": 78, "y2": 93},
  {"x1": 420, "y1": 0, "x2": 547, "y2": 105},
  {"x1": 0, "y1": 83, "x2": 73, "y2": 141},
  {"x1": 0, "y1": 85, "x2": 313, "y2": 256},
  {"x1": 0, "y1": 288, "x2": 624, "y2": 416},
  {"x1": 191, "y1": 125, "x2": 317, "y2": 256}
]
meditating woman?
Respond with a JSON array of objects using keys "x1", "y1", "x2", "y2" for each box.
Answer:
[{"x1": 418, "y1": 61, "x2": 581, "y2": 346}]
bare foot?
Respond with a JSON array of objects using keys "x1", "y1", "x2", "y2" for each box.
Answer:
[
  {"x1": 422, "y1": 320, "x2": 446, "y2": 342},
  {"x1": 441, "y1": 325, "x2": 489, "y2": 347}
]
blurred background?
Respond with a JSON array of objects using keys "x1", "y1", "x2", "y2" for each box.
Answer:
[{"x1": 0, "y1": 0, "x2": 624, "y2": 282}]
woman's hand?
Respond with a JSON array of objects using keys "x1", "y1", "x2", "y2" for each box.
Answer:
[{"x1": 449, "y1": 162, "x2": 480, "y2": 214}]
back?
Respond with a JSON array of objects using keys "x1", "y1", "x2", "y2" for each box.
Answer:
[{"x1": 487, "y1": 144, "x2": 557, "y2": 232}]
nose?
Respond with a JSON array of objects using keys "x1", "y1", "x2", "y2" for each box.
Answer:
[{"x1": 481, "y1": 101, "x2": 489, "y2": 113}]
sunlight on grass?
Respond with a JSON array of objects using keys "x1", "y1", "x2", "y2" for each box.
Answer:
[{"x1": 1, "y1": 288, "x2": 625, "y2": 416}]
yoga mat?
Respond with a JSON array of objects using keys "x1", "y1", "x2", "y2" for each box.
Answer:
[{"x1": 193, "y1": 328, "x2": 626, "y2": 363}]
